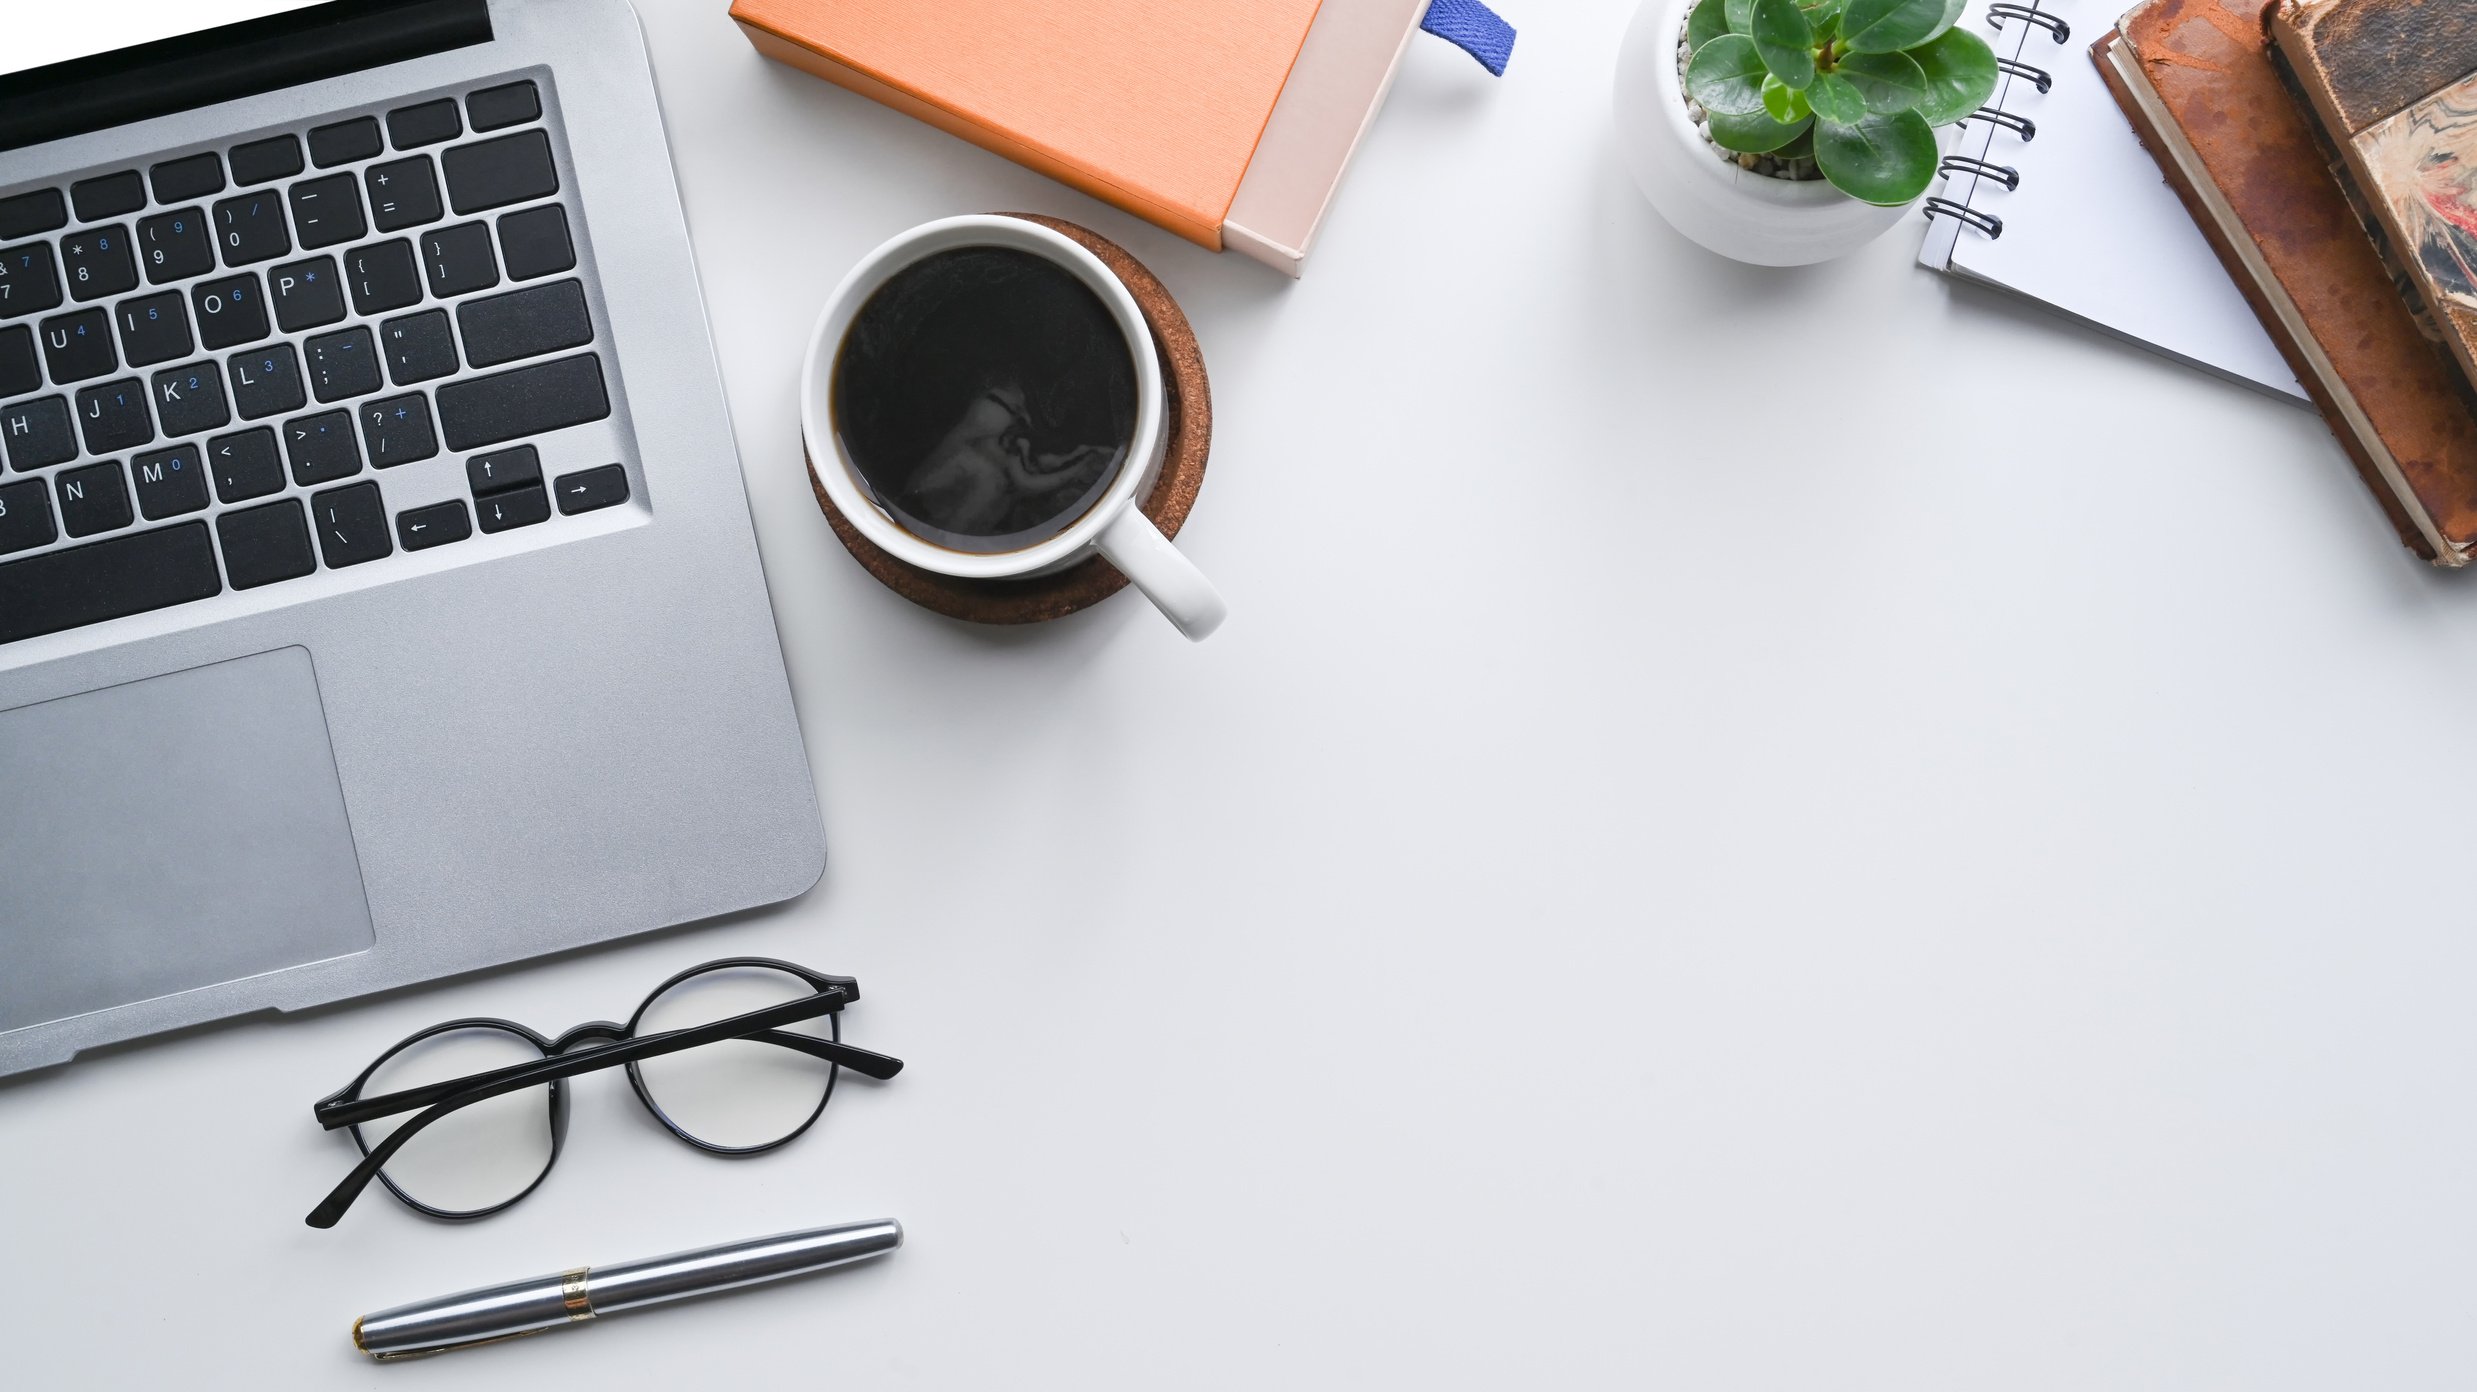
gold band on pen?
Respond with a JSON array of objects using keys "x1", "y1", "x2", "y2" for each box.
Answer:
[{"x1": 561, "y1": 1267, "x2": 595, "y2": 1321}]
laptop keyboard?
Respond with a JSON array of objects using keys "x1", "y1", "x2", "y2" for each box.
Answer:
[{"x1": 0, "y1": 75, "x2": 634, "y2": 648}]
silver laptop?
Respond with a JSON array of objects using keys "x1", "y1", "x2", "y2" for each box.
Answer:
[{"x1": 0, "y1": 0, "x2": 825, "y2": 1076}]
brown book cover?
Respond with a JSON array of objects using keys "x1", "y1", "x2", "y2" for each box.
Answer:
[
  {"x1": 2271, "y1": 0, "x2": 2477, "y2": 399},
  {"x1": 2096, "y1": 0, "x2": 2477, "y2": 564}
]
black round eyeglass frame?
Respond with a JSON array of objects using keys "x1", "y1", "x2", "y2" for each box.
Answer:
[{"x1": 304, "y1": 957, "x2": 904, "y2": 1229}]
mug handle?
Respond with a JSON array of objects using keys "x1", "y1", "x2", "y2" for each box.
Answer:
[{"x1": 1096, "y1": 507, "x2": 1227, "y2": 641}]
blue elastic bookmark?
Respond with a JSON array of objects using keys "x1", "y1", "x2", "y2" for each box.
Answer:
[{"x1": 1421, "y1": 0, "x2": 1517, "y2": 77}]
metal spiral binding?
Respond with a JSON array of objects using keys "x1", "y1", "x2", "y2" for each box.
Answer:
[
  {"x1": 1961, "y1": 106, "x2": 2037, "y2": 141},
  {"x1": 1995, "y1": 56, "x2": 2053, "y2": 93},
  {"x1": 1919, "y1": 2, "x2": 2059, "y2": 240},
  {"x1": 1922, "y1": 198, "x2": 2003, "y2": 238},
  {"x1": 1986, "y1": 3, "x2": 2070, "y2": 41},
  {"x1": 1936, "y1": 155, "x2": 2019, "y2": 192}
]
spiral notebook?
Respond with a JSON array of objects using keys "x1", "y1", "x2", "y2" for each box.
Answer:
[{"x1": 1915, "y1": 0, "x2": 2307, "y2": 405}]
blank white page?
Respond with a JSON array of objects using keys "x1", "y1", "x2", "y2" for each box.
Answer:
[{"x1": 1916, "y1": 0, "x2": 2306, "y2": 403}]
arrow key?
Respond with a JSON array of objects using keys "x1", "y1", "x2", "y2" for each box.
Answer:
[
  {"x1": 476, "y1": 483, "x2": 549, "y2": 534},
  {"x1": 554, "y1": 462, "x2": 627, "y2": 516},
  {"x1": 310, "y1": 479, "x2": 390, "y2": 568},
  {"x1": 396, "y1": 498, "x2": 470, "y2": 551}
]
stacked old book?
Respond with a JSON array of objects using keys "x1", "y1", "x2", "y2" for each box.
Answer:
[{"x1": 2097, "y1": 0, "x2": 2477, "y2": 564}]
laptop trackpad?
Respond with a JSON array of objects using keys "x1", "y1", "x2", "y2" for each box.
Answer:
[{"x1": 0, "y1": 647, "x2": 374, "y2": 1034}]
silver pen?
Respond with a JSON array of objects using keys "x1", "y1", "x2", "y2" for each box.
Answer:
[{"x1": 351, "y1": 1218, "x2": 903, "y2": 1359}]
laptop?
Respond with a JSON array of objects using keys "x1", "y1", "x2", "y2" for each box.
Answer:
[{"x1": 0, "y1": 0, "x2": 826, "y2": 1077}]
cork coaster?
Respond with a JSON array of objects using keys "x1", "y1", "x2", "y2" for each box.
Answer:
[{"x1": 805, "y1": 215, "x2": 1210, "y2": 626}]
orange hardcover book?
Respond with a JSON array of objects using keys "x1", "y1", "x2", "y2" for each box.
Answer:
[{"x1": 731, "y1": 0, "x2": 1434, "y2": 275}]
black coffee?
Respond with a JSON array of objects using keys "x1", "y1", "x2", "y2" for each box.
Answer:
[{"x1": 832, "y1": 246, "x2": 1137, "y2": 554}]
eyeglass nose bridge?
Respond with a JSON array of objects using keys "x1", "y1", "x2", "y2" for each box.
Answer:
[{"x1": 551, "y1": 1020, "x2": 629, "y2": 1053}]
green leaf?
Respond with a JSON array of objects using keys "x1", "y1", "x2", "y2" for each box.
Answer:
[
  {"x1": 1761, "y1": 73, "x2": 1814, "y2": 122},
  {"x1": 1837, "y1": 0, "x2": 1947, "y2": 53},
  {"x1": 1837, "y1": 49, "x2": 1926, "y2": 112},
  {"x1": 1919, "y1": 0, "x2": 1969, "y2": 45},
  {"x1": 1812, "y1": 108, "x2": 1939, "y2": 204},
  {"x1": 1709, "y1": 108, "x2": 1815, "y2": 154},
  {"x1": 1807, "y1": 71, "x2": 1867, "y2": 123},
  {"x1": 1750, "y1": 0, "x2": 1817, "y2": 88},
  {"x1": 1777, "y1": 126, "x2": 1817, "y2": 159},
  {"x1": 1687, "y1": 35, "x2": 1771, "y2": 116},
  {"x1": 1909, "y1": 26, "x2": 2000, "y2": 126},
  {"x1": 1811, "y1": 6, "x2": 1842, "y2": 43},
  {"x1": 1725, "y1": 0, "x2": 1757, "y2": 32},
  {"x1": 1687, "y1": 0, "x2": 1734, "y2": 52}
]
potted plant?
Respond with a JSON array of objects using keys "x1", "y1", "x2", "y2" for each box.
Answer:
[{"x1": 1613, "y1": 0, "x2": 1999, "y2": 265}]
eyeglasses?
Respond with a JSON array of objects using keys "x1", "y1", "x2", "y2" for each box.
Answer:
[{"x1": 306, "y1": 958, "x2": 903, "y2": 1228}]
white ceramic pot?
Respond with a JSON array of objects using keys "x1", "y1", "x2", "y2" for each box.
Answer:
[{"x1": 1611, "y1": 0, "x2": 1914, "y2": 266}]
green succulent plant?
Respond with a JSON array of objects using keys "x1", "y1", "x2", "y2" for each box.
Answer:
[{"x1": 1684, "y1": 0, "x2": 1999, "y2": 205}]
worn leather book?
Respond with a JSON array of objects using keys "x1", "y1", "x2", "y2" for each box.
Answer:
[
  {"x1": 2271, "y1": 0, "x2": 2477, "y2": 400},
  {"x1": 2097, "y1": 0, "x2": 2477, "y2": 563}
]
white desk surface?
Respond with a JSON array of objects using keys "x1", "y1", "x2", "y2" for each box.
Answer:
[{"x1": 8, "y1": 0, "x2": 2474, "y2": 1385}]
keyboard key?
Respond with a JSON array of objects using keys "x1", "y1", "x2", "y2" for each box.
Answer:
[
  {"x1": 555, "y1": 463, "x2": 628, "y2": 515},
  {"x1": 270, "y1": 256, "x2": 345, "y2": 332},
  {"x1": 421, "y1": 221, "x2": 497, "y2": 296},
  {"x1": 496, "y1": 204, "x2": 574, "y2": 282},
  {"x1": 76, "y1": 378, "x2": 152, "y2": 455},
  {"x1": 214, "y1": 192, "x2": 290, "y2": 266},
  {"x1": 397, "y1": 498, "x2": 469, "y2": 550},
  {"x1": 0, "y1": 189, "x2": 68, "y2": 240},
  {"x1": 309, "y1": 117, "x2": 383, "y2": 168},
  {"x1": 346, "y1": 239, "x2": 420, "y2": 316},
  {"x1": 380, "y1": 309, "x2": 457, "y2": 385},
  {"x1": 41, "y1": 309, "x2": 116, "y2": 383},
  {"x1": 387, "y1": 99, "x2": 462, "y2": 149},
  {"x1": 0, "y1": 519, "x2": 220, "y2": 642},
  {"x1": 0, "y1": 326, "x2": 35, "y2": 399},
  {"x1": 476, "y1": 483, "x2": 549, "y2": 533},
  {"x1": 116, "y1": 291, "x2": 194, "y2": 367},
  {"x1": 0, "y1": 477, "x2": 54, "y2": 553},
  {"x1": 133, "y1": 443, "x2": 208, "y2": 519},
  {"x1": 290, "y1": 173, "x2": 366, "y2": 251},
  {"x1": 366, "y1": 155, "x2": 442, "y2": 232},
  {"x1": 229, "y1": 135, "x2": 303, "y2": 187},
  {"x1": 70, "y1": 171, "x2": 145, "y2": 223},
  {"x1": 57, "y1": 460, "x2": 131, "y2": 536},
  {"x1": 0, "y1": 243, "x2": 66, "y2": 320},
  {"x1": 458, "y1": 278, "x2": 590, "y2": 369},
  {"x1": 192, "y1": 273, "x2": 268, "y2": 350},
  {"x1": 466, "y1": 444, "x2": 539, "y2": 495},
  {"x1": 2, "y1": 398, "x2": 75, "y2": 471},
  {"x1": 151, "y1": 361, "x2": 230, "y2": 437},
  {"x1": 438, "y1": 352, "x2": 606, "y2": 451},
  {"x1": 209, "y1": 427, "x2": 284, "y2": 502},
  {"x1": 61, "y1": 225, "x2": 138, "y2": 302},
  {"x1": 150, "y1": 153, "x2": 226, "y2": 204},
  {"x1": 284, "y1": 408, "x2": 361, "y2": 485},
  {"x1": 312, "y1": 480, "x2": 391, "y2": 567},
  {"x1": 228, "y1": 342, "x2": 305, "y2": 419},
  {"x1": 138, "y1": 207, "x2": 216, "y2": 284},
  {"x1": 305, "y1": 326, "x2": 379, "y2": 402},
  {"x1": 444, "y1": 130, "x2": 558, "y2": 215},
  {"x1": 361, "y1": 392, "x2": 438, "y2": 466},
  {"x1": 216, "y1": 498, "x2": 314, "y2": 589},
  {"x1": 467, "y1": 81, "x2": 542, "y2": 133}
]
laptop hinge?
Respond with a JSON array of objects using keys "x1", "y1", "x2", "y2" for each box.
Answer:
[{"x1": 0, "y1": 1, "x2": 493, "y2": 156}]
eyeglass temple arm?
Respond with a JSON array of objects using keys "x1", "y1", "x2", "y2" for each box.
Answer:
[
  {"x1": 313, "y1": 994, "x2": 903, "y2": 1129},
  {"x1": 749, "y1": 1029, "x2": 905, "y2": 1080},
  {"x1": 304, "y1": 995, "x2": 894, "y2": 1228}
]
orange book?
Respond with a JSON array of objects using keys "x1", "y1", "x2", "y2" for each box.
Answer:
[{"x1": 731, "y1": 0, "x2": 1437, "y2": 275}]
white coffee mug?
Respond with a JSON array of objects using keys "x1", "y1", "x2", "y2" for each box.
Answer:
[{"x1": 800, "y1": 215, "x2": 1228, "y2": 641}]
